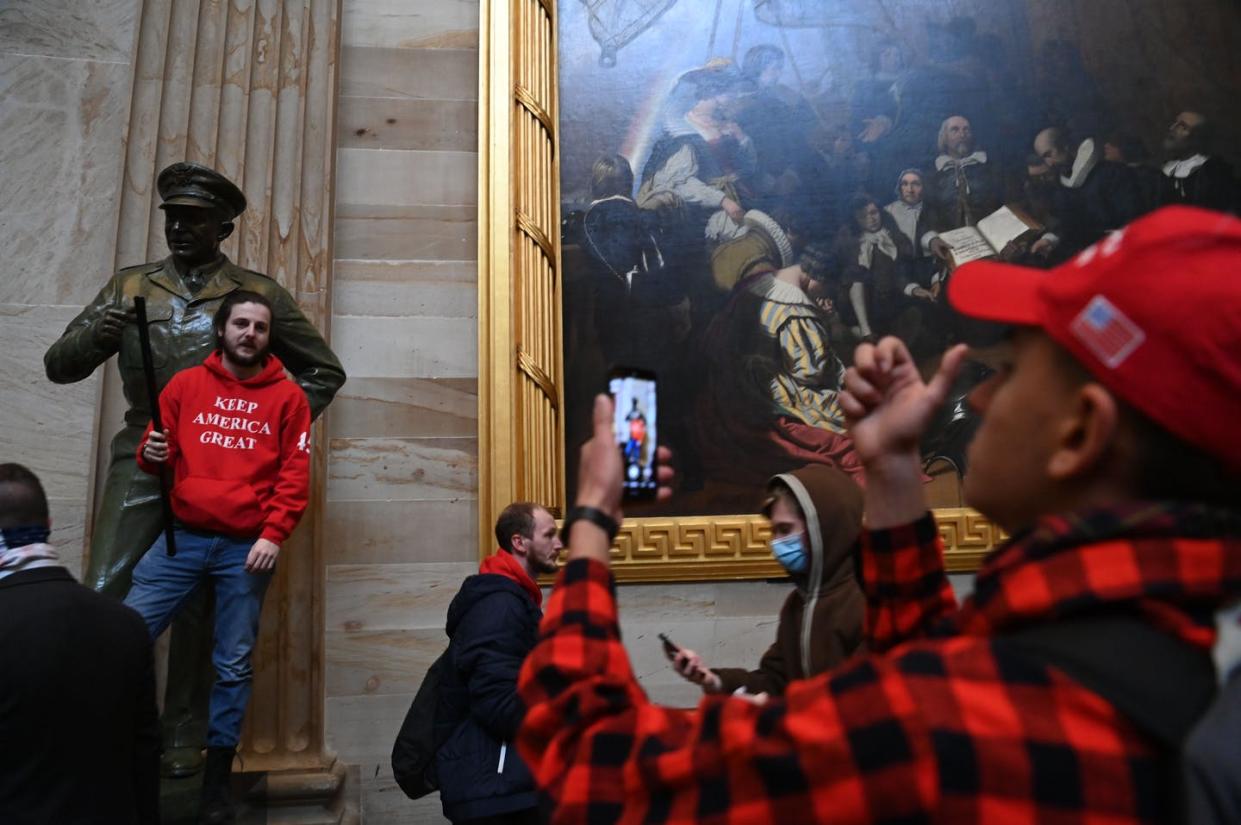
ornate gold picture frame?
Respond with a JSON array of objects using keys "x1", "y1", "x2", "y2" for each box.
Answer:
[{"x1": 477, "y1": 0, "x2": 1003, "y2": 580}]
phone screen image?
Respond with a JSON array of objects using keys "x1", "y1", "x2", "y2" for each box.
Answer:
[{"x1": 608, "y1": 370, "x2": 658, "y2": 499}]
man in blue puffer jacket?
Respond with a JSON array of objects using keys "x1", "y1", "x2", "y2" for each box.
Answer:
[{"x1": 436, "y1": 502, "x2": 563, "y2": 824}]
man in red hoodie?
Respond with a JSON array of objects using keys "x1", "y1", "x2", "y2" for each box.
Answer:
[
  {"x1": 432, "y1": 502, "x2": 562, "y2": 825},
  {"x1": 127, "y1": 289, "x2": 310, "y2": 823}
]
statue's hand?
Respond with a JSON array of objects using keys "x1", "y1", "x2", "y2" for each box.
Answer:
[{"x1": 94, "y1": 306, "x2": 135, "y2": 348}]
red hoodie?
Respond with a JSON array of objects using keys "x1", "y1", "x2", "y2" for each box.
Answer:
[{"x1": 137, "y1": 350, "x2": 311, "y2": 544}]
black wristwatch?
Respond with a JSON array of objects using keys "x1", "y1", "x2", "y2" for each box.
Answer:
[{"x1": 560, "y1": 505, "x2": 620, "y2": 543}]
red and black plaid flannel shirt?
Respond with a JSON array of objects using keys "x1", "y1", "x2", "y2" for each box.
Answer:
[{"x1": 517, "y1": 503, "x2": 1241, "y2": 824}]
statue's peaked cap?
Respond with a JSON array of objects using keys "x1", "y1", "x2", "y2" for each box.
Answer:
[{"x1": 157, "y1": 162, "x2": 246, "y2": 218}]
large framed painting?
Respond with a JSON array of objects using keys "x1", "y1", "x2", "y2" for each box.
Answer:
[{"x1": 478, "y1": 0, "x2": 1241, "y2": 580}]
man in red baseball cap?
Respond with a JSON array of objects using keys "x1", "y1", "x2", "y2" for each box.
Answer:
[
  {"x1": 853, "y1": 203, "x2": 1241, "y2": 534},
  {"x1": 515, "y1": 205, "x2": 1241, "y2": 824}
]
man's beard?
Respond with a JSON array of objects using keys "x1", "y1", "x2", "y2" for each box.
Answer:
[
  {"x1": 1163, "y1": 134, "x2": 1199, "y2": 160},
  {"x1": 223, "y1": 339, "x2": 269, "y2": 367},
  {"x1": 532, "y1": 554, "x2": 560, "y2": 575}
]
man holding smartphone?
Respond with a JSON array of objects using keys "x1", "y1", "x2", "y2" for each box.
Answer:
[
  {"x1": 516, "y1": 207, "x2": 1241, "y2": 823},
  {"x1": 666, "y1": 465, "x2": 865, "y2": 698}
]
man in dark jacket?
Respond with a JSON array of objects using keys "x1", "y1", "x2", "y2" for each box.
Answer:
[
  {"x1": 1032, "y1": 127, "x2": 1148, "y2": 256},
  {"x1": 0, "y1": 464, "x2": 159, "y2": 825},
  {"x1": 435, "y1": 502, "x2": 563, "y2": 824},
  {"x1": 928, "y1": 115, "x2": 1006, "y2": 230},
  {"x1": 1160, "y1": 110, "x2": 1238, "y2": 214},
  {"x1": 669, "y1": 465, "x2": 864, "y2": 697}
]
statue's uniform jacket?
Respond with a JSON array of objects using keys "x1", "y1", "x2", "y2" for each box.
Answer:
[{"x1": 44, "y1": 255, "x2": 345, "y2": 597}]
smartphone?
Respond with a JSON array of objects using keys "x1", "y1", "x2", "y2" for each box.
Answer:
[
  {"x1": 658, "y1": 632, "x2": 681, "y2": 661},
  {"x1": 608, "y1": 366, "x2": 658, "y2": 500}
]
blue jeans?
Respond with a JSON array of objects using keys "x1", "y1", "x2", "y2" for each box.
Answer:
[{"x1": 124, "y1": 527, "x2": 272, "y2": 748}]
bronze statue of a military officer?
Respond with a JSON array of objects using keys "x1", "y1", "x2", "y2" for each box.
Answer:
[{"x1": 45, "y1": 162, "x2": 346, "y2": 774}]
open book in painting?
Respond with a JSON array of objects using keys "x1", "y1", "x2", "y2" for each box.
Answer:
[{"x1": 939, "y1": 205, "x2": 1044, "y2": 265}]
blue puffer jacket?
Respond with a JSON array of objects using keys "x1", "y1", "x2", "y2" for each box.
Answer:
[{"x1": 435, "y1": 566, "x2": 542, "y2": 822}]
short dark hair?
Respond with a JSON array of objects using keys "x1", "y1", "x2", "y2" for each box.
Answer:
[
  {"x1": 590, "y1": 154, "x2": 634, "y2": 200},
  {"x1": 212, "y1": 290, "x2": 274, "y2": 350},
  {"x1": 1047, "y1": 343, "x2": 1241, "y2": 507},
  {"x1": 495, "y1": 502, "x2": 543, "y2": 553},
  {"x1": 1123, "y1": 405, "x2": 1241, "y2": 508},
  {"x1": 848, "y1": 193, "x2": 879, "y2": 225},
  {"x1": 0, "y1": 463, "x2": 50, "y2": 528},
  {"x1": 798, "y1": 241, "x2": 834, "y2": 282}
]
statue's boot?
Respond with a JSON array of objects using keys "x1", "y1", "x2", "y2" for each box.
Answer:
[
  {"x1": 198, "y1": 747, "x2": 236, "y2": 825},
  {"x1": 163, "y1": 744, "x2": 205, "y2": 779},
  {"x1": 162, "y1": 588, "x2": 215, "y2": 777}
]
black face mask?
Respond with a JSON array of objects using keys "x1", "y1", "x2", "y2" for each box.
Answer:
[{"x1": 0, "y1": 524, "x2": 51, "y2": 549}]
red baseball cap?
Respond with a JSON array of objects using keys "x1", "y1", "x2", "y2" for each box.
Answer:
[{"x1": 948, "y1": 206, "x2": 1241, "y2": 471}]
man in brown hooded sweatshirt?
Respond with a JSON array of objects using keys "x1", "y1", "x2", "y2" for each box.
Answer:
[{"x1": 670, "y1": 465, "x2": 864, "y2": 696}]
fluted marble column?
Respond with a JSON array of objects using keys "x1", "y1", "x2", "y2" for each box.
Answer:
[{"x1": 102, "y1": 0, "x2": 345, "y2": 807}]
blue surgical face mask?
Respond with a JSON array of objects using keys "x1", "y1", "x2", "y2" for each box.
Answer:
[{"x1": 770, "y1": 532, "x2": 809, "y2": 575}]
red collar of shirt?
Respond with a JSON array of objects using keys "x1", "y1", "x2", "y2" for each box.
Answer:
[{"x1": 480, "y1": 549, "x2": 543, "y2": 608}]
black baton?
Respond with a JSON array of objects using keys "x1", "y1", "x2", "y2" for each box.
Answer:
[{"x1": 134, "y1": 297, "x2": 177, "y2": 557}]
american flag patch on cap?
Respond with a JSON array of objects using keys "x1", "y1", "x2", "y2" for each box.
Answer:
[{"x1": 1070, "y1": 295, "x2": 1145, "y2": 368}]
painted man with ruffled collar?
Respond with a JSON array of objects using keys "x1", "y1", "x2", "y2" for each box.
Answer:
[
  {"x1": 927, "y1": 115, "x2": 1005, "y2": 229},
  {"x1": 43, "y1": 161, "x2": 345, "y2": 777},
  {"x1": 1032, "y1": 126, "x2": 1147, "y2": 257},
  {"x1": 1161, "y1": 110, "x2": 1238, "y2": 214}
]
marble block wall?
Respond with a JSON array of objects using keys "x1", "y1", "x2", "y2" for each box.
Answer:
[
  {"x1": 324, "y1": 1, "x2": 482, "y2": 821},
  {"x1": 0, "y1": 0, "x2": 141, "y2": 576}
]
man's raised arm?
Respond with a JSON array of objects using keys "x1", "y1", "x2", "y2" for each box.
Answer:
[
  {"x1": 515, "y1": 395, "x2": 953, "y2": 824},
  {"x1": 840, "y1": 338, "x2": 968, "y2": 649}
]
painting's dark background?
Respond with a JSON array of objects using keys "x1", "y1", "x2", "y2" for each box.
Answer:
[{"x1": 557, "y1": 0, "x2": 1241, "y2": 516}]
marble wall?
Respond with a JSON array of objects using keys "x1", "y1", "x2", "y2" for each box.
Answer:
[
  {"x1": 324, "y1": 1, "x2": 482, "y2": 821},
  {"x1": 0, "y1": 0, "x2": 141, "y2": 575}
]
